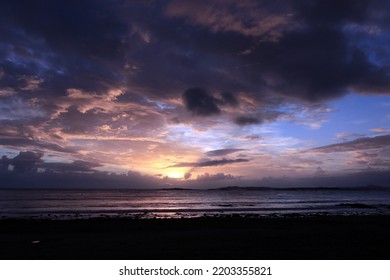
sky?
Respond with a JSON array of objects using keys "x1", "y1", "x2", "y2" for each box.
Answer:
[{"x1": 0, "y1": 0, "x2": 390, "y2": 188}]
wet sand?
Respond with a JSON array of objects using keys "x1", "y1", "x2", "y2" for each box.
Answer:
[{"x1": 1, "y1": 215, "x2": 390, "y2": 259}]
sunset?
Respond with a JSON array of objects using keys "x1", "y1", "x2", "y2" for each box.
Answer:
[
  {"x1": 1, "y1": 0, "x2": 390, "y2": 263},
  {"x1": 1, "y1": 0, "x2": 390, "y2": 188}
]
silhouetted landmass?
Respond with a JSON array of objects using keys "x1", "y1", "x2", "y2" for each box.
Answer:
[
  {"x1": 211, "y1": 186, "x2": 270, "y2": 191},
  {"x1": 159, "y1": 188, "x2": 193, "y2": 191}
]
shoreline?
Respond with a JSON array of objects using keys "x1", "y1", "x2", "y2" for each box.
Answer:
[
  {"x1": 3, "y1": 202, "x2": 390, "y2": 220},
  {"x1": 1, "y1": 215, "x2": 390, "y2": 260}
]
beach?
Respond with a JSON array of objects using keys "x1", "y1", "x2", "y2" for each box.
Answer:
[{"x1": 1, "y1": 215, "x2": 390, "y2": 260}]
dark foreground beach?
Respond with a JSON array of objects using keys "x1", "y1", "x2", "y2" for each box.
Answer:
[{"x1": 1, "y1": 215, "x2": 390, "y2": 260}]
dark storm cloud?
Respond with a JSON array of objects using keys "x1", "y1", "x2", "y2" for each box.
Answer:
[
  {"x1": 293, "y1": 0, "x2": 368, "y2": 26},
  {"x1": 169, "y1": 158, "x2": 250, "y2": 168},
  {"x1": 310, "y1": 135, "x2": 390, "y2": 153},
  {"x1": 168, "y1": 0, "x2": 390, "y2": 101},
  {"x1": 0, "y1": 0, "x2": 135, "y2": 105},
  {"x1": 1, "y1": 0, "x2": 127, "y2": 59},
  {"x1": 1, "y1": 0, "x2": 390, "y2": 104},
  {"x1": 259, "y1": 1, "x2": 385, "y2": 95},
  {"x1": 205, "y1": 148, "x2": 247, "y2": 157},
  {"x1": 2, "y1": 0, "x2": 390, "y2": 102},
  {"x1": 241, "y1": 28, "x2": 389, "y2": 101},
  {"x1": 182, "y1": 87, "x2": 220, "y2": 116},
  {"x1": 182, "y1": 88, "x2": 241, "y2": 117}
]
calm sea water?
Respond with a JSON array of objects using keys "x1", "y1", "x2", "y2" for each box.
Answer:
[{"x1": 1, "y1": 188, "x2": 390, "y2": 219}]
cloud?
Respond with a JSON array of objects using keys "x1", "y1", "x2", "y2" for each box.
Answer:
[
  {"x1": 0, "y1": 96, "x2": 46, "y2": 120},
  {"x1": 1, "y1": 0, "x2": 128, "y2": 60},
  {"x1": 184, "y1": 171, "x2": 192, "y2": 180},
  {"x1": 336, "y1": 132, "x2": 366, "y2": 141},
  {"x1": 0, "y1": 150, "x2": 159, "y2": 188},
  {"x1": 19, "y1": 76, "x2": 44, "y2": 91},
  {"x1": 368, "y1": 159, "x2": 390, "y2": 167},
  {"x1": 355, "y1": 152, "x2": 378, "y2": 160},
  {"x1": 371, "y1": 128, "x2": 390, "y2": 134},
  {"x1": 0, "y1": 138, "x2": 75, "y2": 154},
  {"x1": 0, "y1": 155, "x2": 11, "y2": 170},
  {"x1": 3, "y1": 1, "x2": 390, "y2": 101},
  {"x1": 205, "y1": 148, "x2": 247, "y2": 157},
  {"x1": 196, "y1": 172, "x2": 237, "y2": 181},
  {"x1": 287, "y1": 156, "x2": 323, "y2": 166},
  {"x1": 166, "y1": 0, "x2": 295, "y2": 41},
  {"x1": 359, "y1": 154, "x2": 388, "y2": 165},
  {"x1": 234, "y1": 111, "x2": 281, "y2": 126},
  {"x1": 182, "y1": 88, "x2": 241, "y2": 118},
  {"x1": 40, "y1": 160, "x2": 102, "y2": 173},
  {"x1": 3, "y1": 151, "x2": 98, "y2": 174},
  {"x1": 241, "y1": 135, "x2": 264, "y2": 141},
  {"x1": 310, "y1": 134, "x2": 390, "y2": 153},
  {"x1": 169, "y1": 158, "x2": 250, "y2": 168},
  {"x1": 2, "y1": 0, "x2": 390, "y2": 107},
  {"x1": 11, "y1": 151, "x2": 43, "y2": 172},
  {"x1": 182, "y1": 87, "x2": 220, "y2": 116},
  {"x1": 220, "y1": 92, "x2": 239, "y2": 107},
  {"x1": 234, "y1": 116, "x2": 261, "y2": 126},
  {"x1": 0, "y1": 165, "x2": 159, "y2": 189},
  {"x1": 0, "y1": 0, "x2": 128, "y2": 98},
  {"x1": 240, "y1": 1, "x2": 390, "y2": 101},
  {"x1": 134, "y1": 1, "x2": 390, "y2": 105}
]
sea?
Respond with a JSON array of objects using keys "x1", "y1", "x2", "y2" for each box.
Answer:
[{"x1": 1, "y1": 187, "x2": 390, "y2": 219}]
